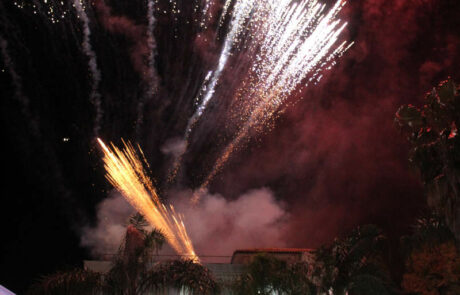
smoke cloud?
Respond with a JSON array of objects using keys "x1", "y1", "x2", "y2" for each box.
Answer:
[
  {"x1": 160, "y1": 137, "x2": 187, "y2": 159},
  {"x1": 81, "y1": 187, "x2": 288, "y2": 258},
  {"x1": 174, "y1": 188, "x2": 289, "y2": 255},
  {"x1": 80, "y1": 191, "x2": 134, "y2": 256}
]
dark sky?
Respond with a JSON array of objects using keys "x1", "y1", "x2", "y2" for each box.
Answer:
[{"x1": 1, "y1": 0, "x2": 460, "y2": 292}]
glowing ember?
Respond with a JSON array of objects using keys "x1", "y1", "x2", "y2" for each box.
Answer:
[{"x1": 97, "y1": 138, "x2": 198, "y2": 262}]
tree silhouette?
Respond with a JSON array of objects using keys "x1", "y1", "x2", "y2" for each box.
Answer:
[
  {"x1": 232, "y1": 254, "x2": 316, "y2": 295},
  {"x1": 395, "y1": 78, "x2": 460, "y2": 240},
  {"x1": 313, "y1": 225, "x2": 397, "y2": 295},
  {"x1": 401, "y1": 216, "x2": 460, "y2": 295}
]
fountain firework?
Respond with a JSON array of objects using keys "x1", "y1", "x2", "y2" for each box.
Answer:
[{"x1": 97, "y1": 138, "x2": 198, "y2": 262}]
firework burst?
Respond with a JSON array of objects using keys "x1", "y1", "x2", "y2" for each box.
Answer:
[{"x1": 97, "y1": 138, "x2": 198, "y2": 262}]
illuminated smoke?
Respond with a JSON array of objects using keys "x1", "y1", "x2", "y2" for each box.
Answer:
[
  {"x1": 97, "y1": 139, "x2": 198, "y2": 262},
  {"x1": 81, "y1": 188, "x2": 288, "y2": 258},
  {"x1": 73, "y1": 0, "x2": 103, "y2": 137},
  {"x1": 81, "y1": 191, "x2": 135, "y2": 256},
  {"x1": 173, "y1": 188, "x2": 289, "y2": 256}
]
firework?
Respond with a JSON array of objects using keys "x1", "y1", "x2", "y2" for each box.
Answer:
[
  {"x1": 97, "y1": 138, "x2": 198, "y2": 262},
  {"x1": 194, "y1": 0, "x2": 352, "y2": 194},
  {"x1": 73, "y1": 0, "x2": 102, "y2": 137},
  {"x1": 165, "y1": 71, "x2": 213, "y2": 184}
]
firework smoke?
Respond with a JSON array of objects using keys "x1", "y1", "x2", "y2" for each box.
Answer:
[
  {"x1": 93, "y1": 0, "x2": 152, "y2": 84},
  {"x1": 81, "y1": 187, "x2": 288, "y2": 258},
  {"x1": 174, "y1": 188, "x2": 289, "y2": 255},
  {"x1": 81, "y1": 191, "x2": 135, "y2": 256},
  {"x1": 146, "y1": 0, "x2": 159, "y2": 95},
  {"x1": 97, "y1": 138, "x2": 198, "y2": 261},
  {"x1": 0, "y1": 35, "x2": 40, "y2": 136},
  {"x1": 136, "y1": 0, "x2": 160, "y2": 139},
  {"x1": 93, "y1": 0, "x2": 159, "y2": 139},
  {"x1": 73, "y1": 0, "x2": 103, "y2": 137}
]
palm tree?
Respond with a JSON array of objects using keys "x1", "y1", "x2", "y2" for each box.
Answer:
[
  {"x1": 395, "y1": 78, "x2": 460, "y2": 240},
  {"x1": 27, "y1": 269, "x2": 102, "y2": 295},
  {"x1": 103, "y1": 213, "x2": 219, "y2": 294},
  {"x1": 142, "y1": 259, "x2": 220, "y2": 294},
  {"x1": 28, "y1": 213, "x2": 219, "y2": 295},
  {"x1": 104, "y1": 214, "x2": 166, "y2": 294}
]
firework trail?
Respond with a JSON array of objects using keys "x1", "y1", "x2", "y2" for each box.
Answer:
[
  {"x1": 166, "y1": 0, "x2": 262, "y2": 184},
  {"x1": 195, "y1": 0, "x2": 261, "y2": 118},
  {"x1": 73, "y1": 0, "x2": 103, "y2": 137},
  {"x1": 0, "y1": 35, "x2": 40, "y2": 136},
  {"x1": 166, "y1": 71, "x2": 213, "y2": 184},
  {"x1": 1, "y1": 25, "x2": 81, "y2": 216},
  {"x1": 193, "y1": 0, "x2": 352, "y2": 198},
  {"x1": 97, "y1": 138, "x2": 198, "y2": 262},
  {"x1": 198, "y1": 0, "x2": 216, "y2": 30},
  {"x1": 136, "y1": 0, "x2": 160, "y2": 140},
  {"x1": 146, "y1": 0, "x2": 159, "y2": 95}
]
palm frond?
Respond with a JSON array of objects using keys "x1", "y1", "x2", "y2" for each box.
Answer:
[{"x1": 27, "y1": 269, "x2": 102, "y2": 295}]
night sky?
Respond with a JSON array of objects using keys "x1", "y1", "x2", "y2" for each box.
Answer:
[{"x1": 1, "y1": 0, "x2": 460, "y2": 292}]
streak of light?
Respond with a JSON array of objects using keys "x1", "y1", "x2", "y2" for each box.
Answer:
[{"x1": 97, "y1": 138, "x2": 199, "y2": 262}]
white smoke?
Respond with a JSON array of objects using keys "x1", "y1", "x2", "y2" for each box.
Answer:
[
  {"x1": 80, "y1": 191, "x2": 134, "y2": 256},
  {"x1": 174, "y1": 187, "x2": 289, "y2": 255},
  {"x1": 161, "y1": 137, "x2": 187, "y2": 159},
  {"x1": 81, "y1": 187, "x2": 289, "y2": 258},
  {"x1": 73, "y1": 0, "x2": 103, "y2": 137}
]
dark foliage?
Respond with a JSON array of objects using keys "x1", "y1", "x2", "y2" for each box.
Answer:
[
  {"x1": 27, "y1": 269, "x2": 102, "y2": 295},
  {"x1": 232, "y1": 254, "x2": 316, "y2": 295},
  {"x1": 401, "y1": 215, "x2": 460, "y2": 295},
  {"x1": 143, "y1": 259, "x2": 220, "y2": 294},
  {"x1": 313, "y1": 225, "x2": 398, "y2": 295},
  {"x1": 395, "y1": 78, "x2": 460, "y2": 239}
]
